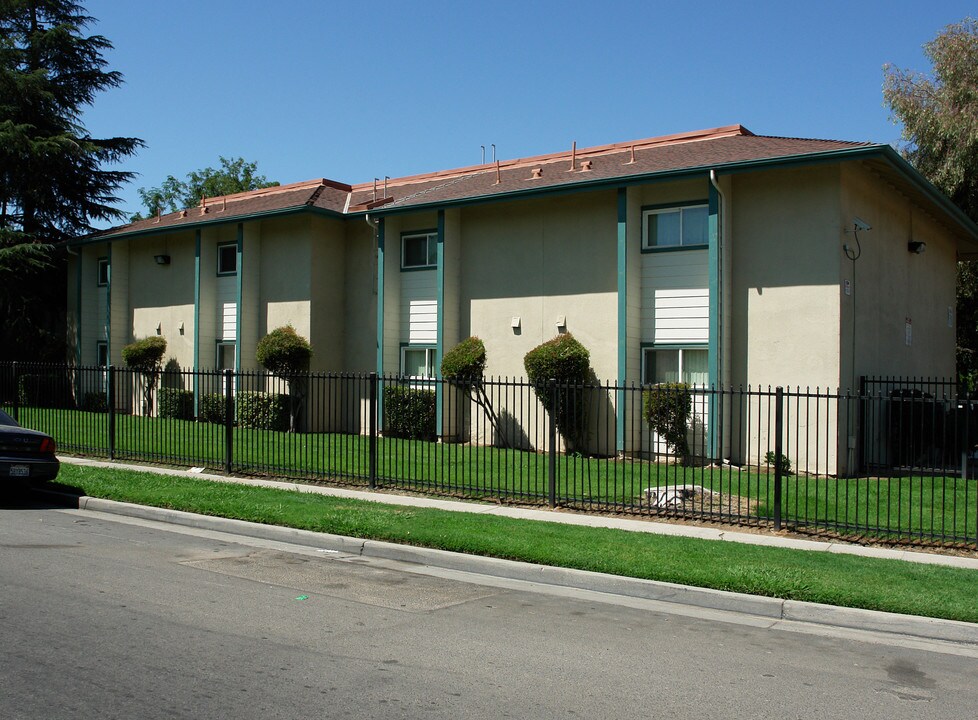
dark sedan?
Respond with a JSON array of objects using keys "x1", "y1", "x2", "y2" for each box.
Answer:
[{"x1": 0, "y1": 410, "x2": 59, "y2": 486}]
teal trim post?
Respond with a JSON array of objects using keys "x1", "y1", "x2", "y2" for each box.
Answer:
[
  {"x1": 235, "y1": 224, "x2": 243, "y2": 370},
  {"x1": 75, "y1": 252, "x2": 82, "y2": 367},
  {"x1": 435, "y1": 210, "x2": 445, "y2": 438},
  {"x1": 193, "y1": 229, "x2": 201, "y2": 413},
  {"x1": 375, "y1": 219, "x2": 385, "y2": 427},
  {"x1": 105, "y1": 243, "x2": 112, "y2": 365},
  {"x1": 616, "y1": 188, "x2": 627, "y2": 453},
  {"x1": 707, "y1": 182, "x2": 721, "y2": 459}
]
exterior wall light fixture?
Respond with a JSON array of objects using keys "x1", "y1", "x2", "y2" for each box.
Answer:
[{"x1": 908, "y1": 241, "x2": 926, "y2": 254}]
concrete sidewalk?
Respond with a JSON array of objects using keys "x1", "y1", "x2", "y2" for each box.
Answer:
[{"x1": 50, "y1": 456, "x2": 978, "y2": 647}]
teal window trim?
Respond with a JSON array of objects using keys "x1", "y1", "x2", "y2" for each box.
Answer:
[
  {"x1": 216, "y1": 241, "x2": 237, "y2": 276},
  {"x1": 400, "y1": 228, "x2": 438, "y2": 271},
  {"x1": 640, "y1": 199, "x2": 709, "y2": 252},
  {"x1": 96, "y1": 256, "x2": 109, "y2": 286}
]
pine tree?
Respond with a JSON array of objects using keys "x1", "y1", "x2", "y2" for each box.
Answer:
[{"x1": 0, "y1": 0, "x2": 142, "y2": 360}]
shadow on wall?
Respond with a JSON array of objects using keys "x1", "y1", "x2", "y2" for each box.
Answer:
[{"x1": 496, "y1": 409, "x2": 533, "y2": 451}]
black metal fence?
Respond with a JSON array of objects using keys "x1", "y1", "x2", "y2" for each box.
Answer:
[{"x1": 2, "y1": 361, "x2": 976, "y2": 548}]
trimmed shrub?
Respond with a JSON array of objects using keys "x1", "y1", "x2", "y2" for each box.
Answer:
[
  {"x1": 17, "y1": 373, "x2": 74, "y2": 409},
  {"x1": 158, "y1": 388, "x2": 194, "y2": 420},
  {"x1": 200, "y1": 393, "x2": 230, "y2": 424},
  {"x1": 237, "y1": 391, "x2": 290, "y2": 431},
  {"x1": 256, "y1": 325, "x2": 312, "y2": 375},
  {"x1": 523, "y1": 334, "x2": 591, "y2": 452},
  {"x1": 384, "y1": 386, "x2": 436, "y2": 440},
  {"x1": 81, "y1": 391, "x2": 108, "y2": 413},
  {"x1": 441, "y1": 336, "x2": 486, "y2": 382},
  {"x1": 121, "y1": 336, "x2": 167, "y2": 372},
  {"x1": 122, "y1": 337, "x2": 167, "y2": 415},
  {"x1": 643, "y1": 382, "x2": 692, "y2": 462}
]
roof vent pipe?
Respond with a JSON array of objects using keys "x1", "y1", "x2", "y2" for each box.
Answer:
[
  {"x1": 570, "y1": 141, "x2": 577, "y2": 171},
  {"x1": 491, "y1": 144, "x2": 496, "y2": 162},
  {"x1": 495, "y1": 160, "x2": 501, "y2": 185}
]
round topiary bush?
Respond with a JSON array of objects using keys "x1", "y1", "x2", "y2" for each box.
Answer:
[
  {"x1": 121, "y1": 336, "x2": 167, "y2": 372},
  {"x1": 441, "y1": 336, "x2": 486, "y2": 382},
  {"x1": 256, "y1": 325, "x2": 312, "y2": 376},
  {"x1": 523, "y1": 333, "x2": 591, "y2": 452},
  {"x1": 121, "y1": 336, "x2": 167, "y2": 415}
]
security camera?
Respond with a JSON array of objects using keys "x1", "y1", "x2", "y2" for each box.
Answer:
[{"x1": 852, "y1": 217, "x2": 872, "y2": 232}]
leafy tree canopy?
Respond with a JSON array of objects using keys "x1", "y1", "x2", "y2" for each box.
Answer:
[
  {"x1": 884, "y1": 18, "x2": 978, "y2": 384},
  {"x1": 0, "y1": 0, "x2": 142, "y2": 360},
  {"x1": 884, "y1": 18, "x2": 978, "y2": 219},
  {"x1": 135, "y1": 156, "x2": 279, "y2": 219}
]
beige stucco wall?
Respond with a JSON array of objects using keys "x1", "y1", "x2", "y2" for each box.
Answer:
[
  {"x1": 729, "y1": 165, "x2": 843, "y2": 390},
  {"x1": 258, "y1": 215, "x2": 311, "y2": 357},
  {"x1": 459, "y1": 191, "x2": 618, "y2": 381},
  {"x1": 309, "y1": 214, "x2": 346, "y2": 372},
  {"x1": 839, "y1": 164, "x2": 957, "y2": 384},
  {"x1": 342, "y1": 218, "x2": 378, "y2": 372},
  {"x1": 126, "y1": 230, "x2": 196, "y2": 368}
]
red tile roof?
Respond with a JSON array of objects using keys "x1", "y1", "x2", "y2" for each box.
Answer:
[{"x1": 90, "y1": 125, "x2": 878, "y2": 240}]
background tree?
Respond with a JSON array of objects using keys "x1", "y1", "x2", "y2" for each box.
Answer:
[
  {"x1": 135, "y1": 156, "x2": 278, "y2": 219},
  {"x1": 0, "y1": 0, "x2": 142, "y2": 361},
  {"x1": 884, "y1": 18, "x2": 978, "y2": 385}
]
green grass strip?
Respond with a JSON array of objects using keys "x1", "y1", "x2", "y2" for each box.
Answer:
[{"x1": 52, "y1": 463, "x2": 978, "y2": 624}]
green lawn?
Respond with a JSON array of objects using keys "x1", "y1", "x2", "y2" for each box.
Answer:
[
  {"x1": 14, "y1": 405, "x2": 978, "y2": 545},
  {"x1": 48, "y1": 463, "x2": 978, "y2": 624}
]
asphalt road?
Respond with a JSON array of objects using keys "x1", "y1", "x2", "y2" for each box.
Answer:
[{"x1": 2, "y1": 493, "x2": 977, "y2": 720}]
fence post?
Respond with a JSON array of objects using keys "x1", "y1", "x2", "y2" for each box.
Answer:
[
  {"x1": 548, "y1": 378, "x2": 557, "y2": 508},
  {"x1": 107, "y1": 365, "x2": 116, "y2": 460},
  {"x1": 224, "y1": 369, "x2": 233, "y2": 474},
  {"x1": 774, "y1": 386, "x2": 784, "y2": 531},
  {"x1": 11, "y1": 360, "x2": 19, "y2": 423},
  {"x1": 369, "y1": 372, "x2": 377, "y2": 489}
]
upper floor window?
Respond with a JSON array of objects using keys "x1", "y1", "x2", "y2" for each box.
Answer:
[
  {"x1": 401, "y1": 231, "x2": 437, "y2": 270},
  {"x1": 217, "y1": 243, "x2": 237, "y2": 276},
  {"x1": 97, "y1": 257, "x2": 109, "y2": 286},
  {"x1": 642, "y1": 203, "x2": 708, "y2": 250}
]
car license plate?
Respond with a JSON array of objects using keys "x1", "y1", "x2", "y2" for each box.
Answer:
[{"x1": 10, "y1": 465, "x2": 29, "y2": 477}]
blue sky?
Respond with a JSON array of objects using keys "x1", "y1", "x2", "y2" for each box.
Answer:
[{"x1": 81, "y1": 0, "x2": 975, "y2": 221}]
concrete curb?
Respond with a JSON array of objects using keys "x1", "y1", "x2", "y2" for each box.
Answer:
[{"x1": 53, "y1": 492, "x2": 978, "y2": 647}]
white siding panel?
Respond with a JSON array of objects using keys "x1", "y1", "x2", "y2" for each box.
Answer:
[
  {"x1": 408, "y1": 300, "x2": 437, "y2": 343},
  {"x1": 641, "y1": 249, "x2": 709, "y2": 344},
  {"x1": 216, "y1": 276, "x2": 236, "y2": 341},
  {"x1": 400, "y1": 269, "x2": 437, "y2": 344},
  {"x1": 222, "y1": 302, "x2": 236, "y2": 340}
]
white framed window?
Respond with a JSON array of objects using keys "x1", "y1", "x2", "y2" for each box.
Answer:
[
  {"x1": 401, "y1": 231, "x2": 438, "y2": 270},
  {"x1": 217, "y1": 242, "x2": 237, "y2": 276},
  {"x1": 642, "y1": 347, "x2": 708, "y2": 386},
  {"x1": 642, "y1": 203, "x2": 708, "y2": 250},
  {"x1": 217, "y1": 341, "x2": 236, "y2": 370},
  {"x1": 401, "y1": 345, "x2": 436, "y2": 378},
  {"x1": 97, "y1": 257, "x2": 109, "y2": 286}
]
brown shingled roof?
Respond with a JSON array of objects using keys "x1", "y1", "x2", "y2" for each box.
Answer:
[{"x1": 88, "y1": 125, "x2": 878, "y2": 240}]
